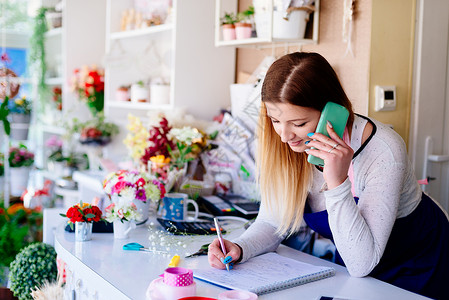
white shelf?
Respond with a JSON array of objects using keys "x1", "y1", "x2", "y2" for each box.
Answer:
[
  {"x1": 45, "y1": 27, "x2": 63, "y2": 38},
  {"x1": 109, "y1": 23, "x2": 173, "y2": 40},
  {"x1": 214, "y1": 0, "x2": 320, "y2": 48},
  {"x1": 107, "y1": 101, "x2": 172, "y2": 110},
  {"x1": 41, "y1": 124, "x2": 66, "y2": 135},
  {"x1": 45, "y1": 77, "x2": 63, "y2": 85},
  {"x1": 215, "y1": 37, "x2": 316, "y2": 47}
]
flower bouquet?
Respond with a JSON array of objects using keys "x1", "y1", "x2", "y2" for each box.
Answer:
[
  {"x1": 104, "y1": 199, "x2": 141, "y2": 239},
  {"x1": 70, "y1": 65, "x2": 104, "y2": 115},
  {"x1": 104, "y1": 200, "x2": 141, "y2": 223},
  {"x1": 68, "y1": 113, "x2": 119, "y2": 147},
  {"x1": 60, "y1": 201, "x2": 103, "y2": 241},
  {"x1": 103, "y1": 170, "x2": 166, "y2": 222}
]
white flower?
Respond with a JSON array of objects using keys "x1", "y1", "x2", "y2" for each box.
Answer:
[{"x1": 169, "y1": 127, "x2": 202, "y2": 145}]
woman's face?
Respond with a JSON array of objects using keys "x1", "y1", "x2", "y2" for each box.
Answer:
[{"x1": 265, "y1": 102, "x2": 321, "y2": 152}]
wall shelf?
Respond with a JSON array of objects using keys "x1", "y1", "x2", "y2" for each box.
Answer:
[{"x1": 109, "y1": 23, "x2": 173, "y2": 40}]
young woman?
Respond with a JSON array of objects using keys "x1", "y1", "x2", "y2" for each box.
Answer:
[{"x1": 208, "y1": 52, "x2": 449, "y2": 299}]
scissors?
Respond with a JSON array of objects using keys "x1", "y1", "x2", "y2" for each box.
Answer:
[
  {"x1": 123, "y1": 243, "x2": 169, "y2": 254},
  {"x1": 185, "y1": 243, "x2": 209, "y2": 258}
]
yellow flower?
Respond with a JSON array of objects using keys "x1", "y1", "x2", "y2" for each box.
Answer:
[
  {"x1": 15, "y1": 98, "x2": 24, "y2": 106},
  {"x1": 150, "y1": 155, "x2": 170, "y2": 164}
]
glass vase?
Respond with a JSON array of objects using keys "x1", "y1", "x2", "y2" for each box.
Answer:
[{"x1": 75, "y1": 222, "x2": 93, "y2": 242}]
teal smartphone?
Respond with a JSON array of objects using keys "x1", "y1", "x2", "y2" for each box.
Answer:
[{"x1": 307, "y1": 102, "x2": 349, "y2": 166}]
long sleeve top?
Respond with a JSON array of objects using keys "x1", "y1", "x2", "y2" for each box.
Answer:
[{"x1": 233, "y1": 115, "x2": 423, "y2": 277}]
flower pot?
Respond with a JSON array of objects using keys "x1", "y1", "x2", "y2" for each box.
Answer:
[
  {"x1": 10, "y1": 166, "x2": 31, "y2": 197},
  {"x1": 222, "y1": 24, "x2": 236, "y2": 41},
  {"x1": 272, "y1": 9, "x2": 308, "y2": 39},
  {"x1": 130, "y1": 84, "x2": 149, "y2": 103},
  {"x1": 9, "y1": 114, "x2": 31, "y2": 123},
  {"x1": 116, "y1": 88, "x2": 130, "y2": 102},
  {"x1": 113, "y1": 220, "x2": 135, "y2": 239},
  {"x1": 75, "y1": 222, "x2": 93, "y2": 242},
  {"x1": 10, "y1": 123, "x2": 29, "y2": 141},
  {"x1": 150, "y1": 84, "x2": 170, "y2": 105},
  {"x1": 235, "y1": 23, "x2": 252, "y2": 39}
]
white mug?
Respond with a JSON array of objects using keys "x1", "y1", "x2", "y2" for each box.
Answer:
[{"x1": 160, "y1": 193, "x2": 199, "y2": 222}]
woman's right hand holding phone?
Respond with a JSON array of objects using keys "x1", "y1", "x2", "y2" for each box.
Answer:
[
  {"x1": 306, "y1": 122, "x2": 354, "y2": 190},
  {"x1": 208, "y1": 238, "x2": 242, "y2": 269}
]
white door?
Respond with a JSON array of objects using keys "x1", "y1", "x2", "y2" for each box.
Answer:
[{"x1": 409, "y1": 0, "x2": 449, "y2": 211}]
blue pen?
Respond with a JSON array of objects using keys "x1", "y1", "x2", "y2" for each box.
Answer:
[{"x1": 214, "y1": 218, "x2": 230, "y2": 272}]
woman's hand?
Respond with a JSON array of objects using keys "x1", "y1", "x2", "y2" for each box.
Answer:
[
  {"x1": 305, "y1": 121, "x2": 354, "y2": 189},
  {"x1": 208, "y1": 238, "x2": 242, "y2": 270}
]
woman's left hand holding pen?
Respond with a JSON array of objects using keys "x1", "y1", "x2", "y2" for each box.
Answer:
[{"x1": 208, "y1": 238, "x2": 241, "y2": 270}]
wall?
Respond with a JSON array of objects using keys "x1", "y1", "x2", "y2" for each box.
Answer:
[
  {"x1": 237, "y1": 0, "x2": 372, "y2": 115},
  {"x1": 236, "y1": 0, "x2": 416, "y2": 143},
  {"x1": 368, "y1": 0, "x2": 415, "y2": 144}
]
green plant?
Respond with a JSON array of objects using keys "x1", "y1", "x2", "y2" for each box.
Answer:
[
  {"x1": 29, "y1": 7, "x2": 48, "y2": 108},
  {"x1": 9, "y1": 243, "x2": 57, "y2": 300},
  {"x1": 237, "y1": 6, "x2": 254, "y2": 23},
  {"x1": 0, "y1": 95, "x2": 11, "y2": 136},
  {"x1": 0, "y1": 205, "x2": 29, "y2": 269},
  {"x1": 221, "y1": 12, "x2": 237, "y2": 25},
  {"x1": 65, "y1": 112, "x2": 119, "y2": 139}
]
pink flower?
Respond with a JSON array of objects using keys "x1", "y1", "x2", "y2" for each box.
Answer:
[
  {"x1": 135, "y1": 178, "x2": 145, "y2": 187},
  {"x1": 105, "y1": 203, "x2": 115, "y2": 213},
  {"x1": 117, "y1": 209, "x2": 124, "y2": 219},
  {"x1": 135, "y1": 188, "x2": 146, "y2": 202}
]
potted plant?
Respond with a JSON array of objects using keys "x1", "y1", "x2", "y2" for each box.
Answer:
[
  {"x1": 7, "y1": 96, "x2": 32, "y2": 141},
  {"x1": 150, "y1": 77, "x2": 170, "y2": 105},
  {"x1": 60, "y1": 201, "x2": 103, "y2": 241},
  {"x1": 116, "y1": 85, "x2": 130, "y2": 102},
  {"x1": 235, "y1": 6, "x2": 254, "y2": 39},
  {"x1": 130, "y1": 80, "x2": 149, "y2": 103},
  {"x1": 104, "y1": 199, "x2": 141, "y2": 239},
  {"x1": 9, "y1": 242, "x2": 58, "y2": 300},
  {"x1": 220, "y1": 12, "x2": 237, "y2": 41},
  {"x1": 8, "y1": 145, "x2": 34, "y2": 197},
  {"x1": 103, "y1": 170, "x2": 166, "y2": 223}
]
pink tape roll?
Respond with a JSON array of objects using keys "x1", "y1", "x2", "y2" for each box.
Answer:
[{"x1": 162, "y1": 267, "x2": 194, "y2": 287}]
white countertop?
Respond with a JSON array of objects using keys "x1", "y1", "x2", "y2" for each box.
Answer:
[{"x1": 54, "y1": 218, "x2": 430, "y2": 300}]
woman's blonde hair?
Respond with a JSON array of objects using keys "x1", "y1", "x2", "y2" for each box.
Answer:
[{"x1": 258, "y1": 52, "x2": 354, "y2": 236}]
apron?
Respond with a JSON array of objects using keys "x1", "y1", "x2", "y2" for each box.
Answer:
[{"x1": 303, "y1": 193, "x2": 449, "y2": 300}]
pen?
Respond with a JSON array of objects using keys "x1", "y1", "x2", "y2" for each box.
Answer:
[{"x1": 214, "y1": 217, "x2": 230, "y2": 272}]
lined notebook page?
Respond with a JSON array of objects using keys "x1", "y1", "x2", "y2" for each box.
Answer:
[{"x1": 193, "y1": 252, "x2": 335, "y2": 295}]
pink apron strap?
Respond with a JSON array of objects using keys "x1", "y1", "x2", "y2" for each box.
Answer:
[{"x1": 343, "y1": 128, "x2": 356, "y2": 197}]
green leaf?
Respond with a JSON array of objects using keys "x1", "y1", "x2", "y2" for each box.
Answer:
[{"x1": 85, "y1": 213, "x2": 95, "y2": 218}]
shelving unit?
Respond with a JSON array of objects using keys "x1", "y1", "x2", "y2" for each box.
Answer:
[
  {"x1": 215, "y1": 0, "x2": 320, "y2": 48},
  {"x1": 35, "y1": 0, "x2": 107, "y2": 170},
  {"x1": 104, "y1": 0, "x2": 236, "y2": 161}
]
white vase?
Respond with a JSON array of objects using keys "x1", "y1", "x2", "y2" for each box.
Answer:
[
  {"x1": 10, "y1": 166, "x2": 31, "y2": 197},
  {"x1": 133, "y1": 199, "x2": 151, "y2": 224},
  {"x1": 150, "y1": 84, "x2": 170, "y2": 105},
  {"x1": 130, "y1": 84, "x2": 149, "y2": 103},
  {"x1": 75, "y1": 222, "x2": 93, "y2": 242},
  {"x1": 113, "y1": 220, "x2": 135, "y2": 239}
]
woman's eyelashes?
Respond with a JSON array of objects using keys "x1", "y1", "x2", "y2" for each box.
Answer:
[{"x1": 293, "y1": 122, "x2": 306, "y2": 127}]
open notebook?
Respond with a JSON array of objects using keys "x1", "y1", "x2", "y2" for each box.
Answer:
[{"x1": 193, "y1": 252, "x2": 335, "y2": 295}]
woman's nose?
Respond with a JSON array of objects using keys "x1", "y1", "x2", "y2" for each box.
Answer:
[{"x1": 280, "y1": 125, "x2": 294, "y2": 143}]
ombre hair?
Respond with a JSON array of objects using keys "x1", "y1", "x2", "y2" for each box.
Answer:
[{"x1": 257, "y1": 52, "x2": 354, "y2": 236}]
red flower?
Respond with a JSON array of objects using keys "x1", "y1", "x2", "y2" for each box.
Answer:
[
  {"x1": 83, "y1": 207, "x2": 93, "y2": 221},
  {"x1": 91, "y1": 206, "x2": 102, "y2": 222}
]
